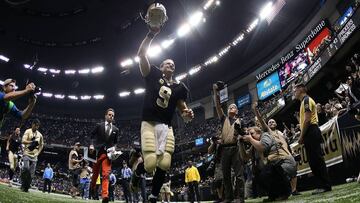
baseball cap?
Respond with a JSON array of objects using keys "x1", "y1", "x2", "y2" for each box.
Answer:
[
  {"x1": 75, "y1": 142, "x2": 81, "y2": 146},
  {"x1": 3, "y1": 78, "x2": 16, "y2": 86}
]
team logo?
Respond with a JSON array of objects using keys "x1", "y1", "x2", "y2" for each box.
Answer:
[{"x1": 159, "y1": 79, "x2": 164, "y2": 85}]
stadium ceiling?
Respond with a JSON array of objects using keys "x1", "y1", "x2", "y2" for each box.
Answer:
[{"x1": 0, "y1": 0, "x2": 321, "y2": 116}]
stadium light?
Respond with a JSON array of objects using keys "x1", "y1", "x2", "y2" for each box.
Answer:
[
  {"x1": 147, "y1": 45, "x2": 162, "y2": 58},
  {"x1": 177, "y1": 23, "x2": 191, "y2": 37},
  {"x1": 65, "y1": 70, "x2": 76, "y2": 74},
  {"x1": 78, "y1": 69, "x2": 90, "y2": 74},
  {"x1": 134, "y1": 56, "x2": 140, "y2": 63},
  {"x1": 219, "y1": 45, "x2": 231, "y2": 57},
  {"x1": 24, "y1": 64, "x2": 32, "y2": 69},
  {"x1": 161, "y1": 39, "x2": 175, "y2": 49},
  {"x1": 49, "y1": 69, "x2": 61, "y2": 74},
  {"x1": 247, "y1": 18, "x2": 259, "y2": 33},
  {"x1": 189, "y1": 65, "x2": 202, "y2": 75},
  {"x1": 42, "y1": 93, "x2": 53, "y2": 98},
  {"x1": 260, "y1": 1, "x2": 274, "y2": 20},
  {"x1": 93, "y1": 95, "x2": 104, "y2": 100},
  {"x1": 81, "y1": 95, "x2": 91, "y2": 100},
  {"x1": 175, "y1": 73, "x2": 188, "y2": 81},
  {"x1": 121, "y1": 58, "x2": 134, "y2": 67},
  {"x1": 134, "y1": 88, "x2": 145, "y2": 95},
  {"x1": 204, "y1": 56, "x2": 219, "y2": 66},
  {"x1": 119, "y1": 91, "x2": 131, "y2": 97},
  {"x1": 91, "y1": 66, "x2": 104, "y2": 74},
  {"x1": 216, "y1": 0, "x2": 220, "y2": 6},
  {"x1": 68, "y1": 95, "x2": 78, "y2": 100},
  {"x1": 189, "y1": 11, "x2": 204, "y2": 27},
  {"x1": 0, "y1": 55, "x2": 9, "y2": 62},
  {"x1": 232, "y1": 33, "x2": 245, "y2": 46},
  {"x1": 54, "y1": 94, "x2": 65, "y2": 99},
  {"x1": 37, "y1": 67, "x2": 48, "y2": 72},
  {"x1": 204, "y1": 0, "x2": 215, "y2": 10}
]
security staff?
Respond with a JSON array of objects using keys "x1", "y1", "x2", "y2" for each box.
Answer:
[{"x1": 293, "y1": 83, "x2": 331, "y2": 195}]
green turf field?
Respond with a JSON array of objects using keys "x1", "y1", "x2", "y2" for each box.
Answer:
[{"x1": 0, "y1": 182, "x2": 359, "y2": 203}]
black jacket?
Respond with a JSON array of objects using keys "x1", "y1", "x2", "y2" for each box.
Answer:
[{"x1": 91, "y1": 122, "x2": 120, "y2": 154}]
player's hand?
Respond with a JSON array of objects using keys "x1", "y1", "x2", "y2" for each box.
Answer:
[
  {"x1": 183, "y1": 108, "x2": 194, "y2": 119},
  {"x1": 25, "y1": 83, "x2": 36, "y2": 93}
]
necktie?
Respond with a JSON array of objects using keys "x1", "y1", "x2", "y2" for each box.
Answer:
[{"x1": 106, "y1": 123, "x2": 111, "y2": 135}]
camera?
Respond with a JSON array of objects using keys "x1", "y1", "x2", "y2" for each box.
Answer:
[
  {"x1": 34, "y1": 86, "x2": 42, "y2": 94},
  {"x1": 211, "y1": 136, "x2": 220, "y2": 142},
  {"x1": 293, "y1": 153, "x2": 301, "y2": 162},
  {"x1": 216, "y1": 81, "x2": 225, "y2": 90},
  {"x1": 234, "y1": 123, "x2": 246, "y2": 137},
  {"x1": 28, "y1": 137, "x2": 39, "y2": 151}
]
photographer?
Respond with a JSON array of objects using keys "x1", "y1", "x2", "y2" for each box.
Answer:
[
  {"x1": 213, "y1": 82, "x2": 244, "y2": 203},
  {"x1": 240, "y1": 126, "x2": 296, "y2": 201},
  {"x1": 21, "y1": 119, "x2": 44, "y2": 192},
  {"x1": 207, "y1": 133, "x2": 223, "y2": 202},
  {"x1": 0, "y1": 79, "x2": 37, "y2": 130}
]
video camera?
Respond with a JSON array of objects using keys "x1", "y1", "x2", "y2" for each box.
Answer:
[
  {"x1": 215, "y1": 81, "x2": 226, "y2": 90},
  {"x1": 234, "y1": 123, "x2": 246, "y2": 137},
  {"x1": 27, "y1": 137, "x2": 39, "y2": 151}
]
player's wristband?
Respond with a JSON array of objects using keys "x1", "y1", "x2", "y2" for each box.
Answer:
[{"x1": 147, "y1": 32, "x2": 155, "y2": 39}]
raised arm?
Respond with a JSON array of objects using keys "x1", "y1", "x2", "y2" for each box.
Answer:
[
  {"x1": 3, "y1": 83, "x2": 35, "y2": 102},
  {"x1": 213, "y1": 84, "x2": 225, "y2": 119},
  {"x1": 252, "y1": 102, "x2": 270, "y2": 132},
  {"x1": 137, "y1": 27, "x2": 160, "y2": 77}
]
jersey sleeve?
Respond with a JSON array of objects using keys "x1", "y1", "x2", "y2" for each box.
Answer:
[
  {"x1": 9, "y1": 102, "x2": 22, "y2": 119},
  {"x1": 0, "y1": 92, "x2": 5, "y2": 101},
  {"x1": 303, "y1": 97, "x2": 312, "y2": 112}
]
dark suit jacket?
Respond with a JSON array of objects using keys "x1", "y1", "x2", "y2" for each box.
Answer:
[{"x1": 91, "y1": 122, "x2": 120, "y2": 155}]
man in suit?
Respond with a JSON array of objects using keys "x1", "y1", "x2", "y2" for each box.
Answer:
[{"x1": 90, "y1": 108, "x2": 120, "y2": 203}]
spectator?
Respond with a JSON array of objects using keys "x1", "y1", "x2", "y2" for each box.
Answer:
[
  {"x1": 42, "y1": 163, "x2": 54, "y2": 193},
  {"x1": 109, "y1": 171, "x2": 116, "y2": 202},
  {"x1": 185, "y1": 161, "x2": 201, "y2": 203},
  {"x1": 121, "y1": 161, "x2": 132, "y2": 203},
  {"x1": 80, "y1": 162, "x2": 91, "y2": 200}
]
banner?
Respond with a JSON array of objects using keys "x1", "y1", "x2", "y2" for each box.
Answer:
[
  {"x1": 337, "y1": 105, "x2": 360, "y2": 175},
  {"x1": 291, "y1": 117, "x2": 343, "y2": 176},
  {"x1": 237, "y1": 93, "x2": 251, "y2": 108}
]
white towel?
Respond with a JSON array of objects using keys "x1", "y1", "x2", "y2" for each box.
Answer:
[{"x1": 154, "y1": 123, "x2": 169, "y2": 155}]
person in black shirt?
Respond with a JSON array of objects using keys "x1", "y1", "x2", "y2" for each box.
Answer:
[
  {"x1": 131, "y1": 25, "x2": 194, "y2": 203},
  {"x1": 6, "y1": 127, "x2": 21, "y2": 186}
]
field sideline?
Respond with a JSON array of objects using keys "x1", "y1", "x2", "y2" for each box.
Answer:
[{"x1": 0, "y1": 182, "x2": 359, "y2": 203}]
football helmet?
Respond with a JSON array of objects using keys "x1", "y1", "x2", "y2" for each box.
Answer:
[{"x1": 143, "y1": 3, "x2": 168, "y2": 28}]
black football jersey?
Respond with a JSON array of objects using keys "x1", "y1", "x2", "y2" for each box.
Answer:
[{"x1": 142, "y1": 66, "x2": 188, "y2": 125}]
